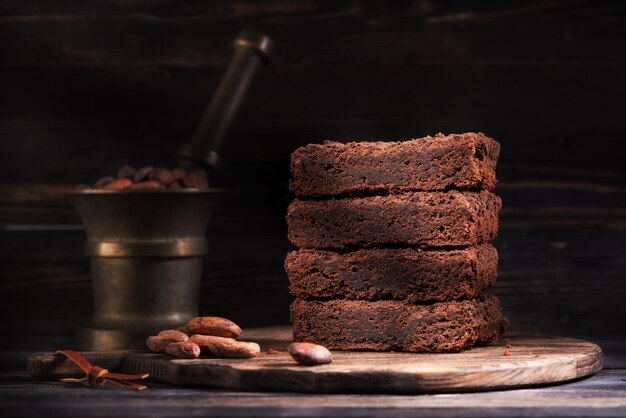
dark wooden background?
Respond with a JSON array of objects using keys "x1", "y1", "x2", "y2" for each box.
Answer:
[{"x1": 1, "y1": 0, "x2": 625, "y2": 351}]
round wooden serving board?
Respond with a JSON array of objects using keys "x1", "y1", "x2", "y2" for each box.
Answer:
[
  {"x1": 28, "y1": 326, "x2": 602, "y2": 393},
  {"x1": 117, "y1": 326, "x2": 602, "y2": 393}
]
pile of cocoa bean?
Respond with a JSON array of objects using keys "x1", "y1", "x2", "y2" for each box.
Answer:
[
  {"x1": 146, "y1": 316, "x2": 260, "y2": 359},
  {"x1": 79, "y1": 165, "x2": 209, "y2": 190},
  {"x1": 145, "y1": 316, "x2": 333, "y2": 365}
]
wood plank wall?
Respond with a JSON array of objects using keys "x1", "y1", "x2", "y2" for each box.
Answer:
[{"x1": 1, "y1": 0, "x2": 625, "y2": 346}]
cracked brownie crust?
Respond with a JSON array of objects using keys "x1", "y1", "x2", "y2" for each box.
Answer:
[
  {"x1": 287, "y1": 190, "x2": 501, "y2": 249},
  {"x1": 291, "y1": 293, "x2": 507, "y2": 353},
  {"x1": 290, "y1": 132, "x2": 500, "y2": 198},
  {"x1": 286, "y1": 244, "x2": 498, "y2": 303}
]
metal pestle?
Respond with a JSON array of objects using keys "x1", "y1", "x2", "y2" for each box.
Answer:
[{"x1": 177, "y1": 31, "x2": 273, "y2": 173}]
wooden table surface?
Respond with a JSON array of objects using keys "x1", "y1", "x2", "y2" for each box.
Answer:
[
  {"x1": 2, "y1": 337, "x2": 625, "y2": 418},
  {"x1": 1, "y1": 369, "x2": 625, "y2": 417}
]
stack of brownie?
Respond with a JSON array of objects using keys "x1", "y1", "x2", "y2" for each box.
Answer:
[{"x1": 285, "y1": 133, "x2": 507, "y2": 353}]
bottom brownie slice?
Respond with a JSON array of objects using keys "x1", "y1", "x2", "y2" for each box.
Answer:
[{"x1": 291, "y1": 293, "x2": 507, "y2": 353}]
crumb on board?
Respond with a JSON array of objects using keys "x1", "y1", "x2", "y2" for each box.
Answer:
[
  {"x1": 267, "y1": 348, "x2": 282, "y2": 355},
  {"x1": 503, "y1": 347, "x2": 512, "y2": 356}
]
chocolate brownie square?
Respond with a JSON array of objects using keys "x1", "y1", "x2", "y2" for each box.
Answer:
[
  {"x1": 291, "y1": 293, "x2": 507, "y2": 353},
  {"x1": 286, "y1": 244, "x2": 498, "y2": 303},
  {"x1": 287, "y1": 190, "x2": 501, "y2": 249},
  {"x1": 290, "y1": 133, "x2": 500, "y2": 197}
]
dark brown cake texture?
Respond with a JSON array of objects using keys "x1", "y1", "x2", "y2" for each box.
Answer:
[
  {"x1": 287, "y1": 190, "x2": 501, "y2": 249},
  {"x1": 290, "y1": 132, "x2": 500, "y2": 198},
  {"x1": 291, "y1": 293, "x2": 507, "y2": 353},
  {"x1": 286, "y1": 244, "x2": 498, "y2": 303}
]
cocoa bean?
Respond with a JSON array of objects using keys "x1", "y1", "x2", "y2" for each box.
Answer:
[
  {"x1": 287, "y1": 342, "x2": 333, "y2": 366},
  {"x1": 189, "y1": 334, "x2": 229, "y2": 354},
  {"x1": 172, "y1": 168, "x2": 186, "y2": 181},
  {"x1": 149, "y1": 168, "x2": 175, "y2": 185},
  {"x1": 117, "y1": 165, "x2": 136, "y2": 180},
  {"x1": 216, "y1": 341, "x2": 260, "y2": 359},
  {"x1": 186, "y1": 316, "x2": 241, "y2": 338},
  {"x1": 157, "y1": 330, "x2": 189, "y2": 342},
  {"x1": 130, "y1": 180, "x2": 165, "y2": 189},
  {"x1": 133, "y1": 166, "x2": 154, "y2": 182},
  {"x1": 182, "y1": 171, "x2": 209, "y2": 189},
  {"x1": 146, "y1": 335, "x2": 178, "y2": 353},
  {"x1": 103, "y1": 178, "x2": 133, "y2": 190},
  {"x1": 189, "y1": 335, "x2": 260, "y2": 358},
  {"x1": 94, "y1": 176, "x2": 116, "y2": 188},
  {"x1": 166, "y1": 342, "x2": 201, "y2": 359}
]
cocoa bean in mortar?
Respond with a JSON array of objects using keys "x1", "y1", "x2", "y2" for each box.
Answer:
[
  {"x1": 117, "y1": 165, "x2": 136, "y2": 180},
  {"x1": 130, "y1": 180, "x2": 165, "y2": 189},
  {"x1": 133, "y1": 166, "x2": 154, "y2": 182},
  {"x1": 103, "y1": 178, "x2": 133, "y2": 190},
  {"x1": 87, "y1": 165, "x2": 210, "y2": 190},
  {"x1": 149, "y1": 168, "x2": 175, "y2": 185},
  {"x1": 95, "y1": 176, "x2": 116, "y2": 188},
  {"x1": 172, "y1": 168, "x2": 186, "y2": 181},
  {"x1": 182, "y1": 171, "x2": 209, "y2": 189}
]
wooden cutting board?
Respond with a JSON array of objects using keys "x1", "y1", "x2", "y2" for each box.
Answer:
[{"x1": 28, "y1": 326, "x2": 602, "y2": 393}]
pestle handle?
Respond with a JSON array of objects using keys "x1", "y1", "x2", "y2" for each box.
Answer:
[{"x1": 176, "y1": 31, "x2": 272, "y2": 171}]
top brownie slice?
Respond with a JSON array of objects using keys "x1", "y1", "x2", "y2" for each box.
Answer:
[{"x1": 290, "y1": 132, "x2": 500, "y2": 197}]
